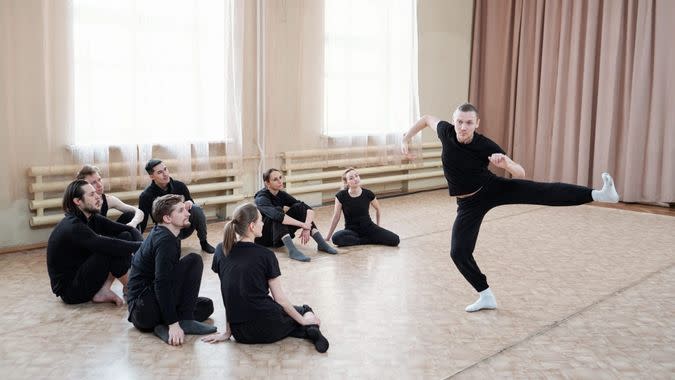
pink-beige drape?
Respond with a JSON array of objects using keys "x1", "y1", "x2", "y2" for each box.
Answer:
[{"x1": 470, "y1": 0, "x2": 674, "y2": 204}]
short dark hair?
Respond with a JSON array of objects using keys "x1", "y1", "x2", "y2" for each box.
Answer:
[
  {"x1": 152, "y1": 194, "x2": 185, "y2": 223},
  {"x1": 76, "y1": 164, "x2": 100, "y2": 180},
  {"x1": 262, "y1": 168, "x2": 281, "y2": 183},
  {"x1": 62, "y1": 179, "x2": 90, "y2": 214},
  {"x1": 454, "y1": 103, "x2": 479, "y2": 118},
  {"x1": 145, "y1": 159, "x2": 163, "y2": 175}
]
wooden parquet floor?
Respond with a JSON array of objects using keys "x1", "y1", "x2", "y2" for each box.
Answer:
[{"x1": 1, "y1": 190, "x2": 673, "y2": 379}]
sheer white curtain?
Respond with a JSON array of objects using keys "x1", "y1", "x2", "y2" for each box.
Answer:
[
  {"x1": 323, "y1": 0, "x2": 419, "y2": 160},
  {"x1": 71, "y1": 0, "x2": 243, "y2": 185}
]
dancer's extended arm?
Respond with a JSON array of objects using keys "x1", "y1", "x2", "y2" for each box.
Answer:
[{"x1": 401, "y1": 115, "x2": 441, "y2": 158}]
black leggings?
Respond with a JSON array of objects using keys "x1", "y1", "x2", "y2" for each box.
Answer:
[
  {"x1": 256, "y1": 203, "x2": 316, "y2": 247},
  {"x1": 128, "y1": 253, "x2": 214, "y2": 331},
  {"x1": 332, "y1": 224, "x2": 400, "y2": 247},
  {"x1": 451, "y1": 176, "x2": 593, "y2": 292},
  {"x1": 230, "y1": 304, "x2": 318, "y2": 344}
]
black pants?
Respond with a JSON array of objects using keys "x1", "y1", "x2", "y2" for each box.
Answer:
[
  {"x1": 59, "y1": 252, "x2": 130, "y2": 305},
  {"x1": 177, "y1": 205, "x2": 209, "y2": 242},
  {"x1": 231, "y1": 304, "x2": 317, "y2": 344},
  {"x1": 332, "y1": 224, "x2": 400, "y2": 247},
  {"x1": 451, "y1": 176, "x2": 593, "y2": 292},
  {"x1": 116, "y1": 229, "x2": 144, "y2": 243},
  {"x1": 255, "y1": 203, "x2": 316, "y2": 248},
  {"x1": 128, "y1": 253, "x2": 214, "y2": 331}
]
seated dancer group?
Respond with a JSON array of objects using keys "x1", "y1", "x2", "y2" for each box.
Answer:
[{"x1": 46, "y1": 102, "x2": 621, "y2": 349}]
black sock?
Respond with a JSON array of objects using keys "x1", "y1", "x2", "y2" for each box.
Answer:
[
  {"x1": 306, "y1": 325, "x2": 329, "y2": 353},
  {"x1": 153, "y1": 325, "x2": 170, "y2": 344}
]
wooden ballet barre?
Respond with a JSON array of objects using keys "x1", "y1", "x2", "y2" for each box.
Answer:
[
  {"x1": 283, "y1": 151, "x2": 441, "y2": 171},
  {"x1": 29, "y1": 181, "x2": 244, "y2": 211},
  {"x1": 28, "y1": 156, "x2": 242, "y2": 177},
  {"x1": 29, "y1": 193, "x2": 246, "y2": 227},
  {"x1": 285, "y1": 170, "x2": 444, "y2": 196},
  {"x1": 284, "y1": 161, "x2": 442, "y2": 183},
  {"x1": 29, "y1": 168, "x2": 243, "y2": 193},
  {"x1": 279, "y1": 142, "x2": 441, "y2": 159}
]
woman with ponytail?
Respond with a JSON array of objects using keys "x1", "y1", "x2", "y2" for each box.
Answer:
[
  {"x1": 202, "y1": 203, "x2": 329, "y2": 353},
  {"x1": 325, "y1": 168, "x2": 400, "y2": 247}
]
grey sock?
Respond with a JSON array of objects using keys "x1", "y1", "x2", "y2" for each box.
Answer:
[
  {"x1": 179, "y1": 320, "x2": 217, "y2": 335},
  {"x1": 312, "y1": 231, "x2": 337, "y2": 254},
  {"x1": 153, "y1": 325, "x2": 170, "y2": 344},
  {"x1": 282, "y1": 235, "x2": 310, "y2": 262}
]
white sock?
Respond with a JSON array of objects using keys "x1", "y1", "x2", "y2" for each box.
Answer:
[
  {"x1": 465, "y1": 288, "x2": 497, "y2": 312},
  {"x1": 591, "y1": 172, "x2": 619, "y2": 203}
]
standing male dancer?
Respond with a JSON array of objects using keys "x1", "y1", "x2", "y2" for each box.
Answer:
[{"x1": 402, "y1": 103, "x2": 619, "y2": 312}]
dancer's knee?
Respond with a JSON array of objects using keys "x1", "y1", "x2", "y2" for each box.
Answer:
[
  {"x1": 331, "y1": 231, "x2": 355, "y2": 246},
  {"x1": 182, "y1": 252, "x2": 204, "y2": 271},
  {"x1": 195, "y1": 297, "x2": 214, "y2": 321}
]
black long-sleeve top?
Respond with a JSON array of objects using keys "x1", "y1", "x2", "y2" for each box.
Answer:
[
  {"x1": 138, "y1": 178, "x2": 194, "y2": 232},
  {"x1": 47, "y1": 212, "x2": 142, "y2": 296},
  {"x1": 254, "y1": 188, "x2": 307, "y2": 222},
  {"x1": 126, "y1": 225, "x2": 181, "y2": 325}
]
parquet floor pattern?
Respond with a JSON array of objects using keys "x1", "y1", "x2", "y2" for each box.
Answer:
[{"x1": 0, "y1": 190, "x2": 673, "y2": 379}]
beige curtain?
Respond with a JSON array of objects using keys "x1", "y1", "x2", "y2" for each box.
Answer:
[
  {"x1": 0, "y1": 0, "x2": 244, "y2": 193},
  {"x1": 470, "y1": 0, "x2": 674, "y2": 204},
  {"x1": 0, "y1": 0, "x2": 72, "y2": 201}
]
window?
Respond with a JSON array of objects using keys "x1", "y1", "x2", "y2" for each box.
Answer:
[
  {"x1": 323, "y1": 0, "x2": 418, "y2": 137},
  {"x1": 73, "y1": 0, "x2": 227, "y2": 145}
]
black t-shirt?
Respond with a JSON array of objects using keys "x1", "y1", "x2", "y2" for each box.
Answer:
[
  {"x1": 100, "y1": 193, "x2": 109, "y2": 216},
  {"x1": 436, "y1": 121, "x2": 506, "y2": 196},
  {"x1": 138, "y1": 178, "x2": 194, "y2": 232},
  {"x1": 211, "y1": 241, "x2": 283, "y2": 324},
  {"x1": 335, "y1": 188, "x2": 376, "y2": 230}
]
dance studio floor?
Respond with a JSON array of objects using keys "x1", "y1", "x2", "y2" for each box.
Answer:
[{"x1": 1, "y1": 190, "x2": 673, "y2": 379}]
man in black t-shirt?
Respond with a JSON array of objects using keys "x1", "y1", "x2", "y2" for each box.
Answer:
[
  {"x1": 402, "y1": 103, "x2": 619, "y2": 312},
  {"x1": 254, "y1": 168, "x2": 337, "y2": 262},
  {"x1": 138, "y1": 159, "x2": 215, "y2": 253}
]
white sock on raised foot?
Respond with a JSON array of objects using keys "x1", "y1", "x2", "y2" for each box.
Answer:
[
  {"x1": 591, "y1": 172, "x2": 619, "y2": 203},
  {"x1": 465, "y1": 288, "x2": 497, "y2": 312}
]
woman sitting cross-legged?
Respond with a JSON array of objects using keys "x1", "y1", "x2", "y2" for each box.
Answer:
[
  {"x1": 202, "y1": 203, "x2": 329, "y2": 353},
  {"x1": 325, "y1": 167, "x2": 400, "y2": 247}
]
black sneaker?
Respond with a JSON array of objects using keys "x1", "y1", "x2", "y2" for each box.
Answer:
[{"x1": 200, "y1": 241, "x2": 215, "y2": 254}]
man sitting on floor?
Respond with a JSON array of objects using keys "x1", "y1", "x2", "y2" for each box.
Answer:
[
  {"x1": 47, "y1": 179, "x2": 143, "y2": 305},
  {"x1": 127, "y1": 194, "x2": 216, "y2": 346},
  {"x1": 138, "y1": 159, "x2": 215, "y2": 253},
  {"x1": 76, "y1": 164, "x2": 144, "y2": 230}
]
